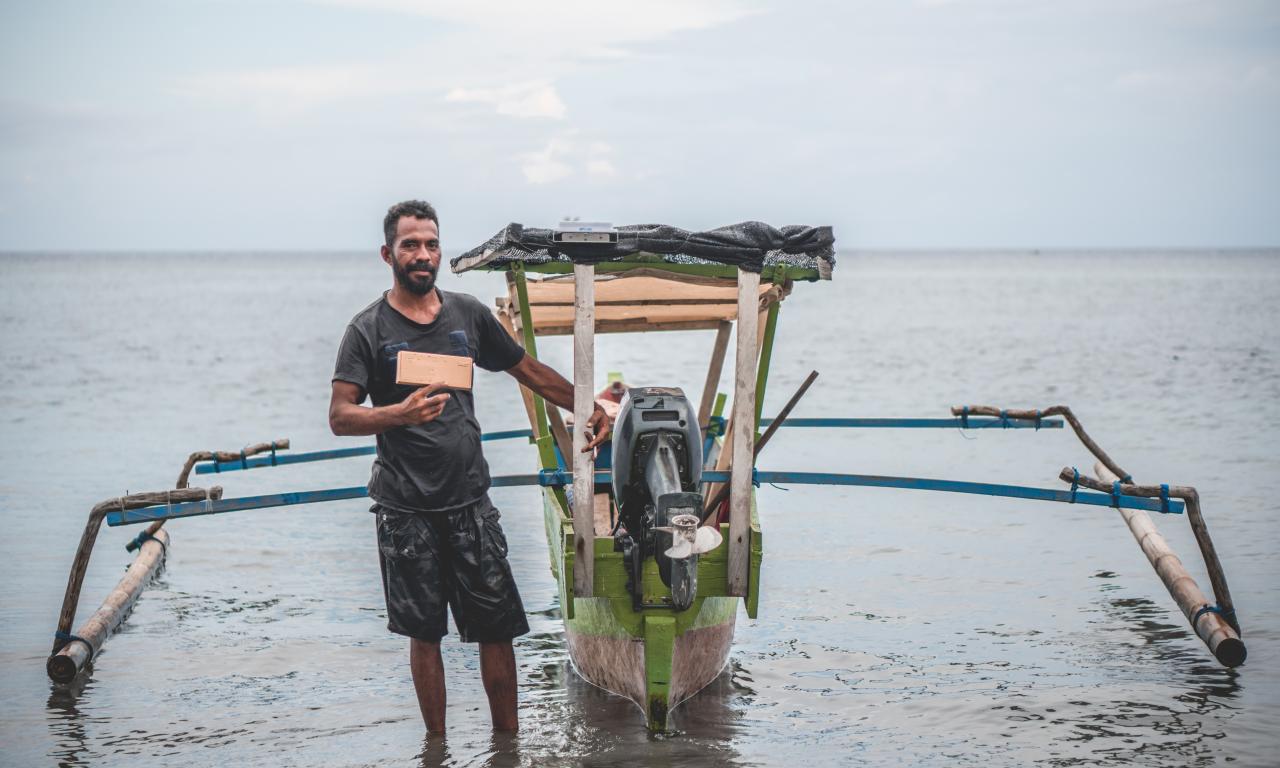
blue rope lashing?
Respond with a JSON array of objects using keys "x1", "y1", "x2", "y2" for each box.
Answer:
[
  {"x1": 210, "y1": 451, "x2": 221, "y2": 473},
  {"x1": 1069, "y1": 467, "x2": 1079, "y2": 503},
  {"x1": 54, "y1": 630, "x2": 94, "y2": 659},
  {"x1": 999, "y1": 409, "x2": 1008, "y2": 429},
  {"x1": 960, "y1": 406, "x2": 969, "y2": 429},
  {"x1": 1121, "y1": 474, "x2": 1133, "y2": 484},
  {"x1": 1160, "y1": 483, "x2": 1171, "y2": 514},
  {"x1": 1111, "y1": 480, "x2": 1123, "y2": 508},
  {"x1": 1034, "y1": 409, "x2": 1042, "y2": 431},
  {"x1": 752, "y1": 468, "x2": 760, "y2": 488},
  {"x1": 1191, "y1": 603, "x2": 1235, "y2": 627},
  {"x1": 125, "y1": 529, "x2": 167, "y2": 554},
  {"x1": 538, "y1": 468, "x2": 571, "y2": 486},
  {"x1": 240, "y1": 449, "x2": 248, "y2": 470},
  {"x1": 270, "y1": 444, "x2": 278, "y2": 466}
]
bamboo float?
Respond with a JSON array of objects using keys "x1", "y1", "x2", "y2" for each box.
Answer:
[
  {"x1": 47, "y1": 528, "x2": 171, "y2": 683},
  {"x1": 49, "y1": 486, "x2": 222, "y2": 683},
  {"x1": 957, "y1": 404, "x2": 1240, "y2": 621},
  {"x1": 1074, "y1": 463, "x2": 1245, "y2": 666}
]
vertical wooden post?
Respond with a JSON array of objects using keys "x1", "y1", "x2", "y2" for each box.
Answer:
[
  {"x1": 572, "y1": 263, "x2": 595, "y2": 597},
  {"x1": 728, "y1": 268, "x2": 760, "y2": 597},
  {"x1": 697, "y1": 320, "x2": 733, "y2": 430}
]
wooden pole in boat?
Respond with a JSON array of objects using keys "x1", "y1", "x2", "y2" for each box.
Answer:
[
  {"x1": 571, "y1": 262, "x2": 595, "y2": 597},
  {"x1": 703, "y1": 370, "x2": 819, "y2": 520},
  {"x1": 47, "y1": 528, "x2": 171, "y2": 683},
  {"x1": 697, "y1": 320, "x2": 733, "y2": 430},
  {"x1": 728, "y1": 268, "x2": 761, "y2": 597},
  {"x1": 1075, "y1": 464, "x2": 1245, "y2": 667}
]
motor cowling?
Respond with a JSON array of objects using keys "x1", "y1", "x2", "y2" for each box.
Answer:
[{"x1": 610, "y1": 387, "x2": 717, "y2": 611}]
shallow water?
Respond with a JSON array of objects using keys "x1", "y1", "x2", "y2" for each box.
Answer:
[{"x1": 1, "y1": 250, "x2": 1277, "y2": 766}]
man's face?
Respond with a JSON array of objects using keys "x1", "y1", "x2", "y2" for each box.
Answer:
[{"x1": 382, "y1": 216, "x2": 441, "y2": 296}]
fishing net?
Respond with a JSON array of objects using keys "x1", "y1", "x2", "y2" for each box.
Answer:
[{"x1": 452, "y1": 222, "x2": 835, "y2": 278}]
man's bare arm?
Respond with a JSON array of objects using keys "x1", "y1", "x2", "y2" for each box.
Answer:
[
  {"x1": 329, "y1": 380, "x2": 451, "y2": 436},
  {"x1": 506, "y1": 354, "x2": 610, "y2": 451}
]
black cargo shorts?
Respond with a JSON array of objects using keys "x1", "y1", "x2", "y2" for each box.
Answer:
[{"x1": 374, "y1": 495, "x2": 530, "y2": 644}]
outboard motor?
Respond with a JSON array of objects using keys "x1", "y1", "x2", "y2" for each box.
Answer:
[{"x1": 611, "y1": 387, "x2": 722, "y2": 611}]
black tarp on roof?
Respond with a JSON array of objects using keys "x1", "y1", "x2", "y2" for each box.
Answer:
[{"x1": 451, "y1": 222, "x2": 835, "y2": 278}]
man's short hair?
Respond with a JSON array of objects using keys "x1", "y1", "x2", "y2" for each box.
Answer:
[{"x1": 383, "y1": 200, "x2": 439, "y2": 247}]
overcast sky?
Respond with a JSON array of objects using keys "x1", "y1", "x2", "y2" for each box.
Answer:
[{"x1": 1, "y1": 0, "x2": 1276, "y2": 250}]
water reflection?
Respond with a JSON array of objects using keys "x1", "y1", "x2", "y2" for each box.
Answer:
[{"x1": 46, "y1": 676, "x2": 93, "y2": 767}]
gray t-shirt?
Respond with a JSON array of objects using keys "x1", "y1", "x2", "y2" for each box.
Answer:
[{"x1": 332, "y1": 289, "x2": 525, "y2": 512}]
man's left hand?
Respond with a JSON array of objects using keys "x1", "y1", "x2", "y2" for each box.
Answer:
[{"x1": 582, "y1": 403, "x2": 610, "y2": 453}]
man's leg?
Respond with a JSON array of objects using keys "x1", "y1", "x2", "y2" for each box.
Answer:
[
  {"x1": 410, "y1": 638, "x2": 447, "y2": 733},
  {"x1": 479, "y1": 640, "x2": 518, "y2": 731}
]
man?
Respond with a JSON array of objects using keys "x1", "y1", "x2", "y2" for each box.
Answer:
[{"x1": 329, "y1": 200, "x2": 607, "y2": 733}]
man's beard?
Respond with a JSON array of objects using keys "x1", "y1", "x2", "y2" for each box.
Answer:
[{"x1": 393, "y1": 259, "x2": 437, "y2": 295}]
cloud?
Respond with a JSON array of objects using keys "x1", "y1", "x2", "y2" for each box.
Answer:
[
  {"x1": 519, "y1": 137, "x2": 617, "y2": 183},
  {"x1": 315, "y1": 0, "x2": 758, "y2": 47},
  {"x1": 520, "y1": 138, "x2": 575, "y2": 184},
  {"x1": 445, "y1": 81, "x2": 566, "y2": 119}
]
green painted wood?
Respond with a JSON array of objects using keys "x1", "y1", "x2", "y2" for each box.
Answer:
[
  {"x1": 754, "y1": 296, "x2": 781, "y2": 428},
  {"x1": 644, "y1": 615, "x2": 676, "y2": 730},
  {"x1": 512, "y1": 264, "x2": 552, "y2": 460},
  {"x1": 747, "y1": 495, "x2": 763, "y2": 619}
]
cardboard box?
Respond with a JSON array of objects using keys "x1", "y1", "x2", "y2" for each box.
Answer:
[{"x1": 395, "y1": 350, "x2": 474, "y2": 390}]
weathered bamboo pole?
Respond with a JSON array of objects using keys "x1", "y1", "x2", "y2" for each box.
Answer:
[
  {"x1": 122, "y1": 440, "x2": 288, "y2": 553},
  {"x1": 703, "y1": 370, "x2": 820, "y2": 521},
  {"x1": 1057, "y1": 466, "x2": 1239, "y2": 633},
  {"x1": 697, "y1": 320, "x2": 733, "y2": 430},
  {"x1": 951, "y1": 405, "x2": 1132, "y2": 483},
  {"x1": 571, "y1": 262, "x2": 595, "y2": 597},
  {"x1": 47, "y1": 528, "x2": 171, "y2": 683},
  {"x1": 1065, "y1": 464, "x2": 1245, "y2": 667},
  {"x1": 728, "y1": 268, "x2": 761, "y2": 597},
  {"x1": 546, "y1": 407, "x2": 574, "y2": 470},
  {"x1": 49, "y1": 487, "x2": 221, "y2": 682}
]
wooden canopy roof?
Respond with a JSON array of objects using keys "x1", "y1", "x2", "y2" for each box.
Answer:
[{"x1": 497, "y1": 272, "x2": 789, "y2": 336}]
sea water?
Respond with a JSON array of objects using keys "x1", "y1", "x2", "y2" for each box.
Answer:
[{"x1": 1, "y1": 250, "x2": 1277, "y2": 766}]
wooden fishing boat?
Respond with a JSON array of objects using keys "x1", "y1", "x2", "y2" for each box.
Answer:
[
  {"x1": 451, "y1": 223, "x2": 834, "y2": 729},
  {"x1": 48, "y1": 222, "x2": 1246, "y2": 736}
]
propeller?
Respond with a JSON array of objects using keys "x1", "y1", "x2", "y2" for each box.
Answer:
[{"x1": 654, "y1": 513, "x2": 723, "y2": 559}]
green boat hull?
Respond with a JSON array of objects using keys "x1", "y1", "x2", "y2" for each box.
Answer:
[{"x1": 542, "y1": 487, "x2": 762, "y2": 730}]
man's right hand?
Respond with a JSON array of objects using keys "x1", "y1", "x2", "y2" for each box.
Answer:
[{"x1": 394, "y1": 384, "x2": 452, "y2": 426}]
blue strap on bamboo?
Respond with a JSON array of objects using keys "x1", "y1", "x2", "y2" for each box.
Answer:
[
  {"x1": 999, "y1": 409, "x2": 1008, "y2": 429},
  {"x1": 1121, "y1": 473, "x2": 1133, "y2": 483},
  {"x1": 210, "y1": 451, "x2": 221, "y2": 473},
  {"x1": 1160, "y1": 484, "x2": 1170, "y2": 514},
  {"x1": 1034, "y1": 409, "x2": 1042, "y2": 431},
  {"x1": 240, "y1": 449, "x2": 248, "y2": 470},
  {"x1": 1191, "y1": 603, "x2": 1235, "y2": 627},
  {"x1": 960, "y1": 406, "x2": 969, "y2": 429},
  {"x1": 54, "y1": 630, "x2": 94, "y2": 659},
  {"x1": 1069, "y1": 467, "x2": 1079, "y2": 503},
  {"x1": 1111, "y1": 480, "x2": 1123, "y2": 508},
  {"x1": 270, "y1": 444, "x2": 278, "y2": 466},
  {"x1": 125, "y1": 529, "x2": 167, "y2": 554}
]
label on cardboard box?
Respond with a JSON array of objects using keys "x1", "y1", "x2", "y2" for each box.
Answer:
[{"x1": 396, "y1": 350, "x2": 474, "y2": 390}]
